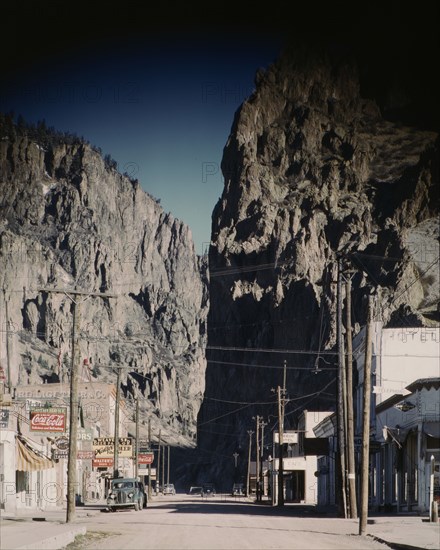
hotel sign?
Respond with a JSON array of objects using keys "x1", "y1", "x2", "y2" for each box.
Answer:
[{"x1": 30, "y1": 408, "x2": 67, "y2": 432}]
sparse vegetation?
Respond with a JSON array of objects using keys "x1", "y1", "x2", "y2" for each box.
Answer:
[{"x1": 62, "y1": 530, "x2": 115, "y2": 549}]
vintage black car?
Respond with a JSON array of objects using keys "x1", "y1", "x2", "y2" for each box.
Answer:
[
  {"x1": 202, "y1": 483, "x2": 216, "y2": 496},
  {"x1": 107, "y1": 478, "x2": 145, "y2": 511}
]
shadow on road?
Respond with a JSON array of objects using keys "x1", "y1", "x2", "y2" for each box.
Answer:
[{"x1": 152, "y1": 498, "x2": 338, "y2": 518}]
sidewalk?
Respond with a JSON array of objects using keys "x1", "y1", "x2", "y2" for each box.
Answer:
[{"x1": 0, "y1": 504, "x2": 103, "y2": 550}]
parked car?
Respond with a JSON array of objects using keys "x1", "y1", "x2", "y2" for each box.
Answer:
[
  {"x1": 202, "y1": 483, "x2": 216, "y2": 496},
  {"x1": 107, "y1": 478, "x2": 145, "y2": 512},
  {"x1": 188, "y1": 486, "x2": 203, "y2": 495},
  {"x1": 232, "y1": 483, "x2": 244, "y2": 496},
  {"x1": 163, "y1": 483, "x2": 176, "y2": 495}
]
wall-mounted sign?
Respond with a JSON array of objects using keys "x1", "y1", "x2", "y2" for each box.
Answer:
[
  {"x1": 93, "y1": 457, "x2": 114, "y2": 468},
  {"x1": 273, "y1": 431, "x2": 298, "y2": 444},
  {"x1": 78, "y1": 450, "x2": 94, "y2": 460},
  {"x1": 138, "y1": 453, "x2": 154, "y2": 465},
  {"x1": 93, "y1": 437, "x2": 132, "y2": 458},
  {"x1": 30, "y1": 408, "x2": 67, "y2": 432}
]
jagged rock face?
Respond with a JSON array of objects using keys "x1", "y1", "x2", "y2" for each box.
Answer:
[
  {"x1": 197, "y1": 46, "x2": 439, "y2": 482},
  {"x1": 0, "y1": 133, "x2": 209, "y2": 446}
]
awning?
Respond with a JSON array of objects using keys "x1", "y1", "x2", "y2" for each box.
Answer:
[
  {"x1": 16, "y1": 436, "x2": 55, "y2": 472},
  {"x1": 423, "y1": 422, "x2": 440, "y2": 439}
]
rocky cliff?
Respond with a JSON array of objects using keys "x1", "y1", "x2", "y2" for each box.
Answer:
[
  {"x1": 0, "y1": 124, "x2": 208, "y2": 446},
  {"x1": 196, "y1": 44, "x2": 439, "y2": 484}
]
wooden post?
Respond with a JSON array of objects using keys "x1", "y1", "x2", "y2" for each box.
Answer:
[
  {"x1": 135, "y1": 398, "x2": 139, "y2": 480},
  {"x1": 246, "y1": 430, "x2": 253, "y2": 497},
  {"x1": 66, "y1": 298, "x2": 80, "y2": 523},
  {"x1": 277, "y1": 360, "x2": 287, "y2": 507},
  {"x1": 148, "y1": 419, "x2": 152, "y2": 498},
  {"x1": 157, "y1": 429, "x2": 161, "y2": 494},
  {"x1": 113, "y1": 366, "x2": 121, "y2": 479},
  {"x1": 346, "y1": 275, "x2": 358, "y2": 518},
  {"x1": 337, "y1": 258, "x2": 347, "y2": 518},
  {"x1": 359, "y1": 293, "x2": 373, "y2": 535},
  {"x1": 255, "y1": 415, "x2": 260, "y2": 501}
]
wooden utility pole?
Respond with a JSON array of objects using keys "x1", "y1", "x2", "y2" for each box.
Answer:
[
  {"x1": 167, "y1": 445, "x2": 170, "y2": 485},
  {"x1": 260, "y1": 419, "x2": 267, "y2": 500},
  {"x1": 113, "y1": 365, "x2": 121, "y2": 478},
  {"x1": 359, "y1": 293, "x2": 374, "y2": 535},
  {"x1": 337, "y1": 259, "x2": 348, "y2": 518},
  {"x1": 246, "y1": 430, "x2": 254, "y2": 497},
  {"x1": 255, "y1": 416, "x2": 260, "y2": 501},
  {"x1": 161, "y1": 440, "x2": 165, "y2": 489},
  {"x1": 135, "y1": 398, "x2": 139, "y2": 480},
  {"x1": 148, "y1": 419, "x2": 152, "y2": 498},
  {"x1": 39, "y1": 287, "x2": 116, "y2": 524},
  {"x1": 346, "y1": 274, "x2": 357, "y2": 518},
  {"x1": 157, "y1": 429, "x2": 161, "y2": 494},
  {"x1": 3, "y1": 289, "x2": 12, "y2": 392},
  {"x1": 277, "y1": 360, "x2": 287, "y2": 507}
]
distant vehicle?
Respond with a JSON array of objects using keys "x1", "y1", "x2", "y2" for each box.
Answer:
[
  {"x1": 107, "y1": 478, "x2": 145, "y2": 512},
  {"x1": 202, "y1": 483, "x2": 216, "y2": 496},
  {"x1": 232, "y1": 483, "x2": 244, "y2": 496},
  {"x1": 163, "y1": 483, "x2": 176, "y2": 495},
  {"x1": 188, "y1": 486, "x2": 203, "y2": 495}
]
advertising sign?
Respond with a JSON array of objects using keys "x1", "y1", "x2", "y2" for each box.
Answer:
[
  {"x1": 93, "y1": 437, "x2": 132, "y2": 458},
  {"x1": 273, "y1": 431, "x2": 298, "y2": 444},
  {"x1": 138, "y1": 453, "x2": 154, "y2": 465},
  {"x1": 30, "y1": 408, "x2": 67, "y2": 432},
  {"x1": 77, "y1": 450, "x2": 94, "y2": 460},
  {"x1": 92, "y1": 457, "x2": 114, "y2": 468}
]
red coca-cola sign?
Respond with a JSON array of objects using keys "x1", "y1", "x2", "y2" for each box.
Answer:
[{"x1": 30, "y1": 408, "x2": 66, "y2": 432}]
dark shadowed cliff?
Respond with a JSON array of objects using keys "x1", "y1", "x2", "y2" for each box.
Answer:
[{"x1": 194, "y1": 41, "x2": 439, "y2": 486}]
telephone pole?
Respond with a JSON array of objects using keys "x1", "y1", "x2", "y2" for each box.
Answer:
[
  {"x1": 2, "y1": 289, "x2": 12, "y2": 392},
  {"x1": 246, "y1": 429, "x2": 254, "y2": 497},
  {"x1": 260, "y1": 418, "x2": 267, "y2": 500},
  {"x1": 337, "y1": 259, "x2": 348, "y2": 518},
  {"x1": 255, "y1": 415, "x2": 260, "y2": 501},
  {"x1": 157, "y1": 429, "x2": 161, "y2": 494},
  {"x1": 38, "y1": 287, "x2": 116, "y2": 524},
  {"x1": 345, "y1": 273, "x2": 357, "y2": 518},
  {"x1": 135, "y1": 397, "x2": 139, "y2": 480},
  {"x1": 359, "y1": 293, "x2": 374, "y2": 535},
  {"x1": 148, "y1": 419, "x2": 152, "y2": 498},
  {"x1": 277, "y1": 360, "x2": 287, "y2": 507},
  {"x1": 113, "y1": 365, "x2": 122, "y2": 478},
  {"x1": 167, "y1": 445, "x2": 170, "y2": 485}
]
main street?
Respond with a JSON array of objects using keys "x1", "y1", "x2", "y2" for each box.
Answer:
[{"x1": 73, "y1": 494, "x2": 390, "y2": 550}]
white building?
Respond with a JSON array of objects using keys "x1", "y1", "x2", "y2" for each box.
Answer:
[
  {"x1": 313, "y1": 324, "x2": 440, "y2": 512},
  {"x1": 269, "y1": 410, "x2": 332, "y2": 505}
]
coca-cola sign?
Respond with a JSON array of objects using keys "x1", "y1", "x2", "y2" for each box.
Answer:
[{"x1": 30, "y1": 408, "x2": 66, "y2": 432}]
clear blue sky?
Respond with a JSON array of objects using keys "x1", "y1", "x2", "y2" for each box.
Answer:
[{"x1": 1, "y1": 30, "x2": 284, "y2": 255}]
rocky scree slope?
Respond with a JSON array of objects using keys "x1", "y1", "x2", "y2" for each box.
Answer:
[
  {"x1": 0, "y1": 128, "x2": 208, "y2": 446},
  {"x1": 197, "y1": 46, "x2": 439, "y2": 483}
]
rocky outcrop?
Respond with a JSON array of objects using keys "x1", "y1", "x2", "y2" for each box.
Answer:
[
  {"x1": 197, "y1": 44, "x2": 439, "y2": 483},
  {"x1": 0, "y1": 129, "x2": 208, "y2": 446}
]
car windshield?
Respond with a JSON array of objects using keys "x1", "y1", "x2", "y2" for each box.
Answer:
[
  {"x1": 190, "y1": 487, "x2": 202, "y2": 493},
  {"x1": 113, "y1": 481, "x2": 134, "y2": 489}
]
